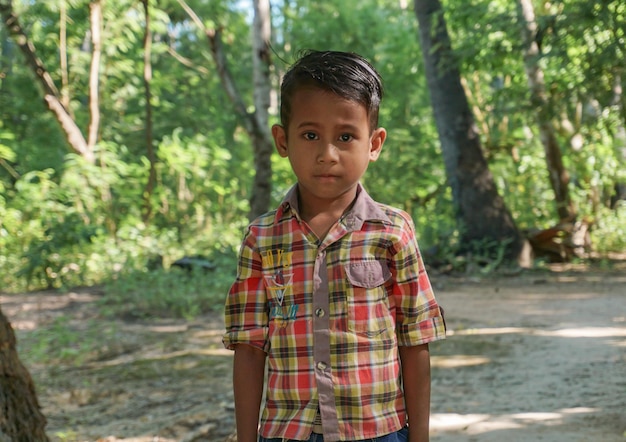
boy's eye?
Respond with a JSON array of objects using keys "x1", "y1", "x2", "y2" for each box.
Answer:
[
  {"x1": 339, "y1": 134, "x2": 353, "y2": 142},
  {"x1": 303, "y1": 132, "x2": 318, "y2": 141}
]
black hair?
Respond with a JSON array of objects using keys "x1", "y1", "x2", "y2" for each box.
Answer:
[{"x1": 278, "y1": 50, "x2": 384, "y2": 132}]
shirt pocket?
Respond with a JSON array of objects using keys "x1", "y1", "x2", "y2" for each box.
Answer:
[{"x1": 344, "y1": 260, "x2": 393, "y2": 336}]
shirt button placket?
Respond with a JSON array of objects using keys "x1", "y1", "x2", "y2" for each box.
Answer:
[{"x1": 312, "y1": 247, "x2": 338, "y2": 435}]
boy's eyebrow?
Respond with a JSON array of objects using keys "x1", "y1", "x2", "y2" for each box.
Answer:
[
  {"x1": 295, "y1": 121, "x2": 321, "y2": 129},
  {"x1": 295, "y1": 121, "x2": 362, "y2": 132}
]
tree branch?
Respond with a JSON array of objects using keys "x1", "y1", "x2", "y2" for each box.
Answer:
[
  {"x1": 0, "y1": 0, "x2": 94, "y2": 163},
  {"x1": 177, "y1": 0, "x2": 254, "y2": 134},
  {"x1": 87, "y1": 0, "x2": 102, "y2": 149},
  {"x1": 166, "y1": 46, "x2": 209, "y2": 74}
]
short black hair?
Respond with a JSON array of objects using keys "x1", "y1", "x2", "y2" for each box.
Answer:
[{"x1": 278, "y1": 50, "x2": 384, "y2": 132}]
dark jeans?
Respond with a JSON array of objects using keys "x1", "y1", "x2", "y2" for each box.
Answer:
[{"x1": 259, "y1": 426, "x2": 408, "y2": 442}]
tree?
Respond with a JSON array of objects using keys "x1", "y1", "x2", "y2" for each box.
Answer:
[
  {"x1": 87, "y1": 0, "x2": 102, "y2": 151},
  {"x1": 0, "y1": 307, "x2": 49, "y2": 441},
  {"x1": 516, "y1": 0, "x2": 574, "y2": 222},
  {"x1": 141, "y1": 0, "x2": 157, "y2": 220},
  {"x1": 249, "y1": 0, "x2": 273, "y2": 220},
  {"x1": 414, "y1": 0, "x2": 524, "y2": 261},
  {"x1": 178, "y1": 0, "x2": 274, "y2": 220},
  {"x1": 0, "y1": 0, "x2": 95, "y2": 163},
  {"x1": 1, "y1": 0, "x2": 625, "y2": 293}
]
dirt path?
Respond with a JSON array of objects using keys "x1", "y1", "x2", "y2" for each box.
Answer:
[
  {"x1": 430, "y1": 269, "x2": 626, "y2": 442},
  {"x1": 2, "y1": 267, "x2": 625, "y2": 441}
]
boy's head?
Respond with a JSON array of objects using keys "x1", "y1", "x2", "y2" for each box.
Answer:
[{"x1": 279, "y1": 50, "x2": 384, "y2": 132}]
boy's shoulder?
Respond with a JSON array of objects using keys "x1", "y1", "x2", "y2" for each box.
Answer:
[
  {"x1": 243, "y1": 195, "x2": 416, "y2": 235},
  {"x1": 246, "y1": 208, "x2": 281, "y2": 232},
  {"x1": 373, "y1": 201, "x2": 415, "y2": 230}
]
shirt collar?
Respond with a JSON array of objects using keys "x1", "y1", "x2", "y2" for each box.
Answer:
[{"x1": 275, "y1": 183, "x2": 391, "y2": 229}]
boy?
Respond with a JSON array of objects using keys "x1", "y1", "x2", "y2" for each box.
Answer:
[{"x1": 223, "y1": 50, "x2": 446, "y2": 442}]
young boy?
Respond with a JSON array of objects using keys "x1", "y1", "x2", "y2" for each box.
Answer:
[{"x1": 223, "y1": 50, "x2": 446, "y2": 442}]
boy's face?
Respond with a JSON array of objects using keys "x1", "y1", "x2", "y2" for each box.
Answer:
[{"x1": 272, "y1": 87, "x2": 386, "y2": 209}]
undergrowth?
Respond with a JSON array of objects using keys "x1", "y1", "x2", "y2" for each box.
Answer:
[{"x1": 99, "y1": 256, "x2": 236, "y2": 320}]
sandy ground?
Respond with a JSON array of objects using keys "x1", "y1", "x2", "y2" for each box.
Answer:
[
  {"x1": 429, "y1": 268, "x2": 626, "y2": 442},
  {"x1": 2, "y1": 265, "x2": 626, "y2": 442}
]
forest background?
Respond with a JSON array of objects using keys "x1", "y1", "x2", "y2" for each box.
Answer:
[{"x1": 1, "y1": 0, "x2": 625, "y2": 316}]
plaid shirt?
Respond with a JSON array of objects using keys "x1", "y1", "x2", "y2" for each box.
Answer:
[{"x1": 223, "y1": 184, "x2": 446, "y2": 441}]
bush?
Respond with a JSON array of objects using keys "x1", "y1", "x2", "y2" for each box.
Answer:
[{"x1": 100, "y1": 250, "x2": 237, "y2": 320}]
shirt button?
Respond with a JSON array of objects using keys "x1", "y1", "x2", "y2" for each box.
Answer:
[
  {"x1": 316, "y1": 361, "x2": 327, "y2": 371},
  {"x1": 315, "y1": 308, "x2": 325, "y2": 317}
]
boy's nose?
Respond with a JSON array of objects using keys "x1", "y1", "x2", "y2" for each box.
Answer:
[{"x1": 317, "y1": 143, "x2": 338, "y2": 163}]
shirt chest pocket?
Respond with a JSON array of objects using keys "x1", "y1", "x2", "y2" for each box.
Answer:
[{"x1": 344, "y1": 260, "x2": 393, "y2": 335}]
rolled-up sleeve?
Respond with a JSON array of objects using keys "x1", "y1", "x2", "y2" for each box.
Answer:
[
  {"x1": 390, "y1": 216, "x2": 446, "y2": 346},
  {"x1": 223, "y1": 227, "x2": 269, "y2": 352}
]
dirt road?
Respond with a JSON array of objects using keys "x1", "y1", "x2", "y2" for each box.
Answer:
[
  {"x1": 3, "y1": 266, "x2": 625, "y2": 441},
  {"x1": 430, "y1": 270, "x2": 626, "y2": 442}
]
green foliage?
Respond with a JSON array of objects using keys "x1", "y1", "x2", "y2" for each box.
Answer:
[
  {"x1": 100, "y1": 259, "x2": 236, "y2": 320},
  {"x1": 53, "y1": 430, "x2": 81, "y2": 442},
  {"x1": 0, "y1": 132, "x2": 248, "y2": 292},
  {"x1": 17, "y1": 315, "x2": 118, "y2": 366},
  {"x1": 1, "y1": 0, "x2": 625, "y2": 297},
  {"x1": 591, "y1": 203, "x2": 626, "y2": 252}
]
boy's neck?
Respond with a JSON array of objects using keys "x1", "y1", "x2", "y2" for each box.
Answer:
[{"x1": 297, "y1": 185, "x2": 358, "y2": 239}]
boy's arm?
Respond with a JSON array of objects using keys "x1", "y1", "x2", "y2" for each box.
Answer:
[
  {"x1": 233, "y1": 343, "x2": 267, "y2": 442},
  {"x1": 399, "y1": 343, "x2": 432, "y2": 442}
]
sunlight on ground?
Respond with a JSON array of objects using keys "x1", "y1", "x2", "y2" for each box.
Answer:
[
  {"x1": 83, "y1": 347, "x2": 232, "y2": 369},
  {"x1": 448, "y1": 326, "x2": 626, "y2": 338},
  {"x1": 431, "y1": 354, "x2": 491, "y2": 368},
  {"x1": 93, "y1": 437, "x2": 177, "y2": 442},
  {"x1": 146, "y1": 324, "x2": 188, "y2": 332},
  {"x1": 540, "y1": 327, "x2": 626, "y2": 338},
  {"x1": 9, "y1": 319, "x2": 37, "y2": 330},
  {"x1": 447, "y1": 327, "x2": 528, "y2": 336},
  {"x1": 0, "y1": 292, "x2": 99, "y2": 331},
  {"x1": 431, "y1": 407, "x2": 599, "y2": 435}
]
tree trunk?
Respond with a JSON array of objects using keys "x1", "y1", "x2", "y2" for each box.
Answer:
[
  {"x1": 0, "y1": 307, "x2": 49, "y2": 441},
  {"x1": 249, "y1": 0, "x2": 273, "y2": 220},
  {"x1": 414, "y1": 0, "x2": 524, "y2": 261},
  {"x1": 517, "y1": 0, "x2": 574, "y2": 222},
  {"x1": 178, "y1": 0, "x2": 274, "y2": 220},
  {"x1": 0, "y1": 0, "x2": 94, "y2": 163},
  {"x1": 141, "y1": 0, "x2": 157, "y2": 221},
  {"x1": 59, "y1": 0, "x2": 71, "y2": 113},
  {"x1": 87, "y1": 0, "x2": 102, "y2": 150}
]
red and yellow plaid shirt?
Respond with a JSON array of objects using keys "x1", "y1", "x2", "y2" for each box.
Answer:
[{"x1": 223, "y1": 184, "x2": 446, "y2": 441}]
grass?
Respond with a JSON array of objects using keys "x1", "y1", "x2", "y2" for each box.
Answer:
[
  {"x1": 14, "y1": 254, "x2": 236, "y2": 371},
  {"x1": 17, "y1": 316, "x2": 121, "y2": 367},
  {"x1": 100, "y1": 256, "x2": 236, "y2": 320}
]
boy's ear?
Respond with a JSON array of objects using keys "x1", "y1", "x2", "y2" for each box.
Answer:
[
  {"x1": 272, "y1": 124, "x2": 289, "y2": 157},
  {"x1": 369, "y1": 127, "x2": 386, "y2": 161}
]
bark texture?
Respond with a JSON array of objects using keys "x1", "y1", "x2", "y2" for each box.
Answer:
[
  {"x1": 517, "y1": 0, "x2": 574, "y2": 221},
  {"x1": 87, "y1": 0, "x2": 102, "y2": 150},
  {"x1": 0, "y1": 307, "x2": 49, "y2": 441},
  {"x1": 414, "y1": 0, "x2": 524, "y2": 260},
  {"x1": 249, "y1": 0, "x2": 274, "y2": 221}
]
